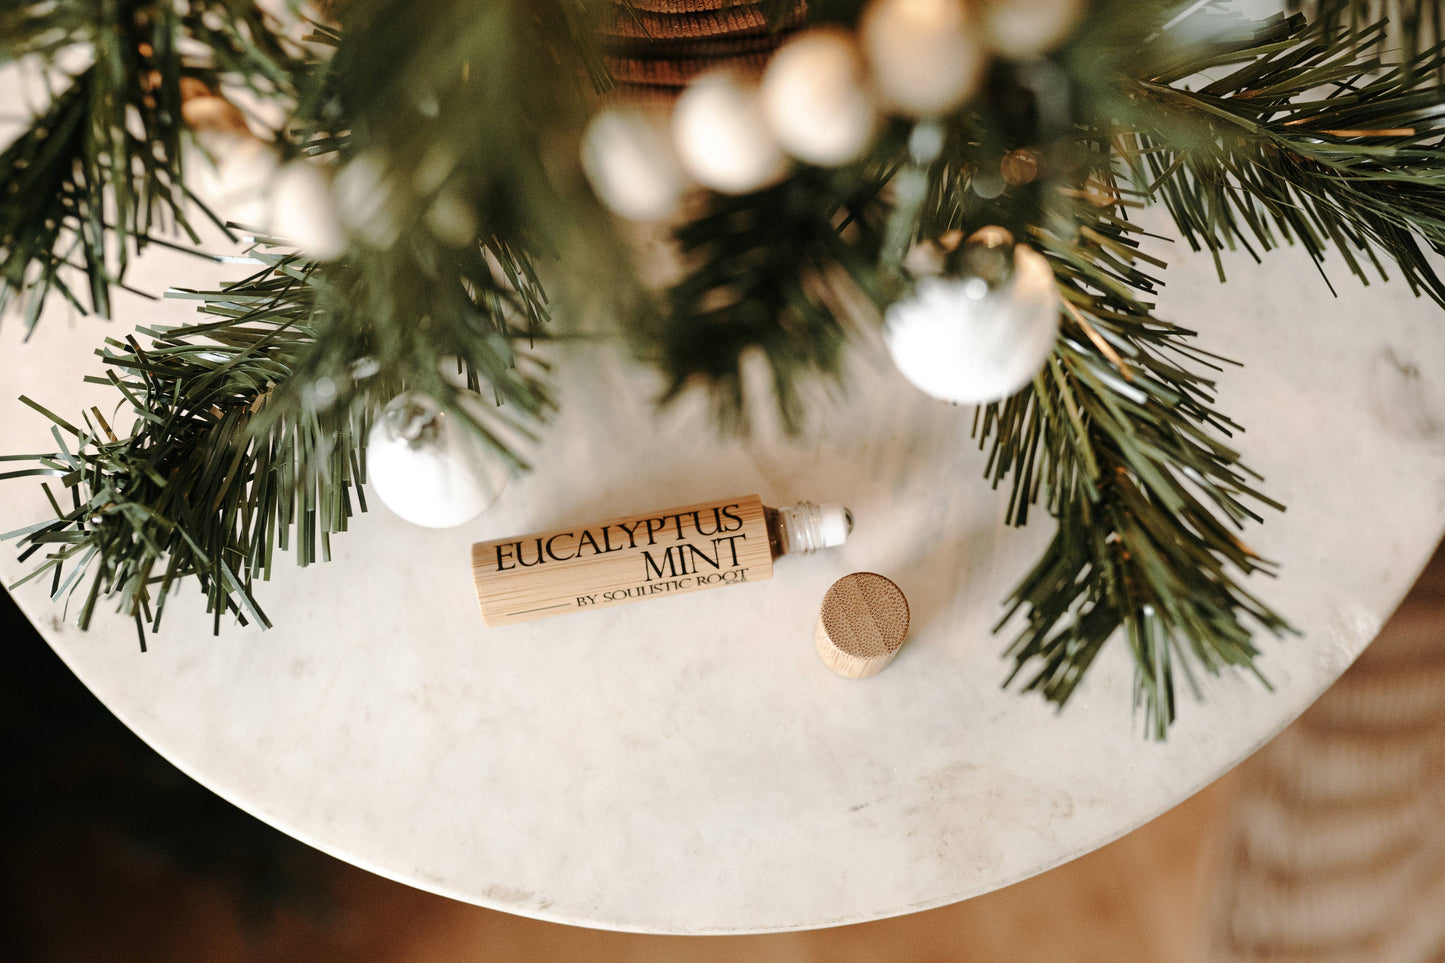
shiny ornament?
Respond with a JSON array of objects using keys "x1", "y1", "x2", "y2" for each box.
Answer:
[
  {"x1": 860, "y1": 0, "x2": 985, "y2": 117},
  {"x1": 884, "y1": 233, "x2": 1059, "y2": 404},
  {"x1": 998, "y1": 147, "x2": 1041, "y2": 186},
  {"x1": 983, "y1": 0, "x2": 1084, "y2": 59},
  {"x1": 760, "y1": 28, "x2": 879, "y2": 167},
  {"x1": 267, "y1": 160, "x2": 347, "y2": 261},
  {"x1": 581, "y1": 106, "x2": 687, "y2": 221},
  {"x1": 672, "y1": 72, "x2": 789, "y2": 194},
  {"x1": 366, "y1": 393, "x2": 509, "y2": 529}
]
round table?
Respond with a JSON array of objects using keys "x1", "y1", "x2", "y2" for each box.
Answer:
[{"x1": 4, "y1": 215, "x2": 1444, "y2": 933}]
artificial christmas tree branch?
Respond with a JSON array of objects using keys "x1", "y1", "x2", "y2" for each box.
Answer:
[
  {"x1": 5, "y1": 254, "x2": 352, "y2": 638},
  {"x1": 4, "y1": 245, "x2": 550, "y2": 638},
  {"x1": 253, "y1": 233, "x2": 557, "y2": 449},
  {"x1": 0, "y1": 57, "x2": 202, "y2": 326},
  {"x1": 276, "y1": 0, "x2": 640, "y2": 411},
  {"x1": 648, "y1": 160, "x2": 893, "y2": 431},
  {"x1": 0, "y1": 0, "x2": 306, "y2": 327},
  {"x1": 1120, "y1": 12, "x2": 1445, "y2": 302},
  {"x1": 2, "y1": 0, "x2": 1443, "y2": 736},
  {"x1": 987, "y1": 202, "x2": 1293, "y2": 737},
  {"x1": 1302, "y1": 0, "x2": 1441, "y2": 67}
]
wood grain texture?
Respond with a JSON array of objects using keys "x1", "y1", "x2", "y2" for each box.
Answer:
[
  {"x1": 472, "y1": 495, "x2": 774, "y2": 626},
  {"x1": 814, "y1": 572, "x2": 910, "y2": 678}
]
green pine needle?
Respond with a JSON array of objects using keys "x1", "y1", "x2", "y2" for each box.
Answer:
[
  {"x1": 646, "y1": 163, "x2": 892, "y2": 432},
  {"x1": 1118, "y1": 12, "x2": 1445, "y2": 303},
  {"x1": 0, "y1": 0, "x2": 308, "y2": 328},
  {"x1": 971, "y1": 194, "x2": 1295, "y2": 739},
  {"x1": 6, "y1": 246, "x2": 549, "y2": 636},
  {"x1": 5, "y1": 0, "x2": 1443, "y2": 740}
]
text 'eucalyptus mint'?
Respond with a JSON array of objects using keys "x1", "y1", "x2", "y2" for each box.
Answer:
[{"x1": 471, "y1": 495, "x2": 851, "y2": 626}]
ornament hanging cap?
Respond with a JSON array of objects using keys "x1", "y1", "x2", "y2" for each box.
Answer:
[{"x1": 952, "y1": 226, "x2": 1016, "y2": 293}]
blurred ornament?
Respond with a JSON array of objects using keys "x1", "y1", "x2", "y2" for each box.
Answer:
[
  {"x1": 412, "y1": 142, "x2": 461, "y2": 196},
  {"x1": 983, "y1": 0, "x2": 1085, "y2": 59},
  {"x1": 884, "y1": 228, "x2": 1059, "y2": 404},
  {"x1": 760, "y1": 28, "x2": 879, "y2": 166},
  {"x1": 366, "y1": 393, "x2": 509, "y2": 529},
  {"x1": 301, "y1": 375, "x2": 339, "y2": 411},
  {"x1": 424, "y1": 184, "x2": 481, "y2": 247},
  {"x1": 581, "y1": 106, "x2": 687, "y2": 221},
  {"x1": 349, "y1": 356, "x2": 381, "y2": 380},
  {"x1": 901, "y1": 227, "x2": 963, "y2": 275},
  {"x1": 334, "y1": 153, "x2": 402, "y2": 249},
  {"x1": 673, "y1": 72, "x2": 789, "y2": 194},
  {"x1": 860, "y1": 0, "x2": 985, "y2": 117},
  {"x1": 208, "y1": 138, "x2": 279, "y2": 221},
  {"x1": 999, "y1": 147, "x2": 1041, "y2": 186},
  {"x1": 181, "y1": 92, "x2": 254, "y2": 156},
  {"x1": 908, "y1": 121, "x2": 947, "y2": 163},
  {"x1": 178, "y1": 80, "x2": 276, "y2": 223},
  {"x1": 267, "y1": 160, "x2": 347, "y2": 261}
]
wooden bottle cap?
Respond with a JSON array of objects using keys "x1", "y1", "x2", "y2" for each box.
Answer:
[{"x1": 814, "y1": 573, "x2": 910, "y2": 678}]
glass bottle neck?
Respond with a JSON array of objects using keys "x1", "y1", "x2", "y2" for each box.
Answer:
[{"x1": 767, "y1": 502, "x2": 836, "y2": 558}]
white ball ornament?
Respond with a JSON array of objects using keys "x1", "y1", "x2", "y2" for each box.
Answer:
[
  {"x1": 761, "y1": 28, "x2": 879, "y2": 167},
  {"x1": 884, "y1": 233, "x2": 1060, "y2": 405},
  {"x1": 581, "y1": 106, "x2": 687, "y2": 221},
  {"x1": 206, "y1": 138, "x2": 279, "y2": 224},
  {"x1": 267, "y1": 160, "x2": 347, "y2": 261},
  {"x1": 424, "y1": 185, "x2": 481, "y2": 247},
  {"x1": 334, "y1": 153, "x2": 402, "y2": 249},
  {"x1": 672, "y1": 72, "x2": 789, "y2": 194},
  {"x1": 366, "y1": 392, "x2": 510, "y2": 529},
  {"x1": 861, "y1": 0, "x2": 986, "y2": 117},
  {"x1": 983, "y1": 0, "x2": 1085, "y2": 59}
]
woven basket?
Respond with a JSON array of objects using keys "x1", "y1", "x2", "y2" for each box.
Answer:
[
  {"x1": 1206, "y1": 554, "x2": 1445, "y2": 962},
  {"x1": 603, "y1": 0, "x2": 807, "y2": 97}
]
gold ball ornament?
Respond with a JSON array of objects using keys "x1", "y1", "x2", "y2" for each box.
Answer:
[
  {"x1": 999, "y1": 148, "x2": 1041, "y2": 186},
  {"x1": 860, "y1": 0, "x2": 986, "y2": 117}
]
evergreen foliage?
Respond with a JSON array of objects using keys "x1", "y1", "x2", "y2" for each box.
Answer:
[
  {"x1": 0, "y1": 0, "x2": 304, "y2": 325},
  {"x1": 2, "y1": 0, "x2": 1442, "y2": 735}
]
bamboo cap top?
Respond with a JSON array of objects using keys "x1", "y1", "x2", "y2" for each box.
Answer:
[{"x1": 815, "y1": 573, "x2": 910, "y2": 678}]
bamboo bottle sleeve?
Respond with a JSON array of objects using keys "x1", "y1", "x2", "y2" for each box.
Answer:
[{"x1": 471, "y1": 494, "x2": 851, "y2": 626}]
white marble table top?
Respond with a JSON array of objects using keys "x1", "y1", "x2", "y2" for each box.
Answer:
[{"x1": 5, "y1": 221, "x2": 1445, "y2": 933}]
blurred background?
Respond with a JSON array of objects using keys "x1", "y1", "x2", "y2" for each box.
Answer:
[{"x1": 5, "y1": 545, "x2": 1443, "y2": 962}]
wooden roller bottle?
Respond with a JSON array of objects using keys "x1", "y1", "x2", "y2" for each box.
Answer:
[{"x1": 471, "y1": 494, "x2": 850, "y2": 626}]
